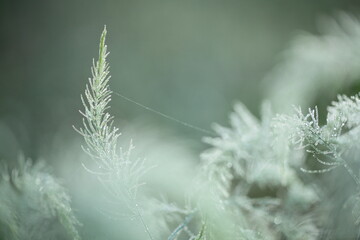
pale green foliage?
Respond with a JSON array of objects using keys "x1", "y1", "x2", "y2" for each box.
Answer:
[
  {"x1": 266, "y1": 13, "x2": 360, "y2": 112},
  {"x1": 198, "y1": 102, "x2": 319, "y2": 239},
  {"x1": 278, "y1": 93, "x2": 360, "y2": 183},
  {"x1": 3, "y1": 9, "x2": 360, "y2": 240},
  {"x1": 328, "y1": 94, "x2": 360, "y2": 149},
  {"x1": 75, "y1": 18, "x2": 360, "y2": 239},
  {"x1": 74, "y1": 26, "x2": 322, "y2": 240},
  {"x1": 76, "y1": 26, "x2": 198, "y2": 240},
  {"x1": 262, "y1": 14, "x2": 360, "y2": 237},
  {"x1": 0, "y1": 157, "x2": 80, "y2": 240},
  {"x1": 273, "y1": 92, "x2": 360, "y2": 239},
  {"x1": 77, "y1": 26, "x2": 119, "y2": 170},
  {"x1": 76, "y1": 26, "x2": 258, "y2": 240},
  {"x1": 76, "y1": 27, "x2": 148, "y2": 211},
  {"x1": 75, "y1": 26, "x2": 154, "y2": 239}
]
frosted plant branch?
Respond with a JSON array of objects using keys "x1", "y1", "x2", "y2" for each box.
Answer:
[
  {"x1": 167, "y1": 212, "x2": 195, "y2": 240},
  {"x1": 0, "y1": 158, "x2": 81, "y2": 240},
  {"x1": 199, "y1": 102, "x2": 319, "y2": 239},
  {"x1": 74, "y1": 26, "x2": 153, "y2": 240},
  {"x1": 278, "y1": 94, "x2": 360, "y2": 185}
]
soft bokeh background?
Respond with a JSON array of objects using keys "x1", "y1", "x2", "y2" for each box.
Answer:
[
  {"x1": 2, "y1": 1, "x2": 360, "y2": 239},
  {"x1": 1, "y1": 0, "x2": 360, "y2": 161}
]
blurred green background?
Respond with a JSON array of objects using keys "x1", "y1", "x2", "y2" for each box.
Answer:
[
  {"x1": 1, "y1": 0, "x2": 360, "y2": 161},
  {"x1": 3, "y1": 1, "x2": 360, "y2": 239}
]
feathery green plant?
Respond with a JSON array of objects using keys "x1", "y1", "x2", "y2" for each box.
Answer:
[
  {"x1": 4, "y1": 9, "x2": 360, "y2": 240},
  {"x1": 273, "y1": 93, "x2": 360, "y2": 238},
  {"x1": 198, "y1": 102, "x2": 319, "y2": 239},
  {"x1": 74, "y1": 15, "x2": 360, "y2": 239},
  {"x1": 0, "y1": 157, "x2": 81, "y2": 240},
  {"x1": 75, "y1": 26, "x2": 154, "y2": 240},
  {"x1": 277, "y1": 94, "x2": 360, "y2": 183}
]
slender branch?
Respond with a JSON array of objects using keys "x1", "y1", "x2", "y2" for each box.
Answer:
[
  {"x1": 304, "y1": 119, "x2": 360, "y2": 185},
  {"x1": 168, "y1": 212, "x2": 195, "y2": 240},
  {"x1": 134, "y1": 202, "x2": 154, "y2": 240}
]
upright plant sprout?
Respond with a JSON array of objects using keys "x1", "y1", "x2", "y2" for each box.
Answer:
[{"x1": 75, "y1": 27, "x2": 154, "y2": 240}]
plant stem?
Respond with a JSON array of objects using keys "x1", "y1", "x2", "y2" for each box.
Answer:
[
  {"x1": 135, "y1": 203, "x2": 154, "y2": 240},
  {"x1": 168, "y1": 212, "x2": 195, "y2": 240},
  {"x1": 308, "y1": 127, "x2": 360, "y2": 185}
]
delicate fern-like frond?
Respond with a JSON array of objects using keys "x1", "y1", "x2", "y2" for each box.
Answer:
[
  {"x1": 327, "y1": 94, "x2": 360, "y2": 141},
  {"x1": 198, "y1": 102, "x2": 318, "y2": 240},
  {"x1": 278, "y1": 93, "x2": 360, "y2": 185},
  {"x1": 75, "y1": 26, "x2": 153, "y2": 240},
  {"x1": 0, "y1": 158, "x2": 81, "y2": 240},
  {"x1": 75, "y1": 26, "x2": 119, "y2": 172}
]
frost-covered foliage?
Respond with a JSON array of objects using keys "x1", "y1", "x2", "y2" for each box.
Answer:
[
  {"x1": 276, "y1": 94, "x2": 360, "y2": 238},
  {"x1": 74, "y1": 16, "x2": 360, "y2": 239},
  {"x1": 76, "y1": 26, "x2": 208, "y2": 240},
  {"x1": 278, "y1": 94, "x2": 360, "y2": 181},
  {"x1": 75, "y1": 26, "x2": 247, "y2": 240},
  {"x1": 75, "y1": 26, "x2": 156, "y2": 239},
  {"x1": 75, "y1": 26, "x2": 267, "y2": 240},
  {"x1": 0, "y1": 157, "x2": 80, "y2": 240},
  {"x1": 197, "y1": 102, "x2": 319, "y2": 240},
  {"x1": 266, "y1": 13, "x2": 360, "y2": 112},
  {"x1": 193, "y1": 94, "x2": 360, "y2": 239}
]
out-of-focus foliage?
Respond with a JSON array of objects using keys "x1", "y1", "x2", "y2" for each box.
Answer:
[
  {"x1": 276, "y1": 93, "x2": 360, "y2": 239},
  {"x1": 194, "y1": 102, "x2": 319, "y2": 239},
  {"x1": 72, "y1": 25, "x2": 353, "y2": 240},
  {"x1": 2, "y1": 0, "x2": 360, "y2": 161},
  {"x1": 3, "y1": 3, "x2": 360, "y2": 240},
  {"x1": 0, "y1": 157, "x2": 80, "y2": 240},
  {"x1": 266, "y1": 13, "x2": 360, "y2": 112}
]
